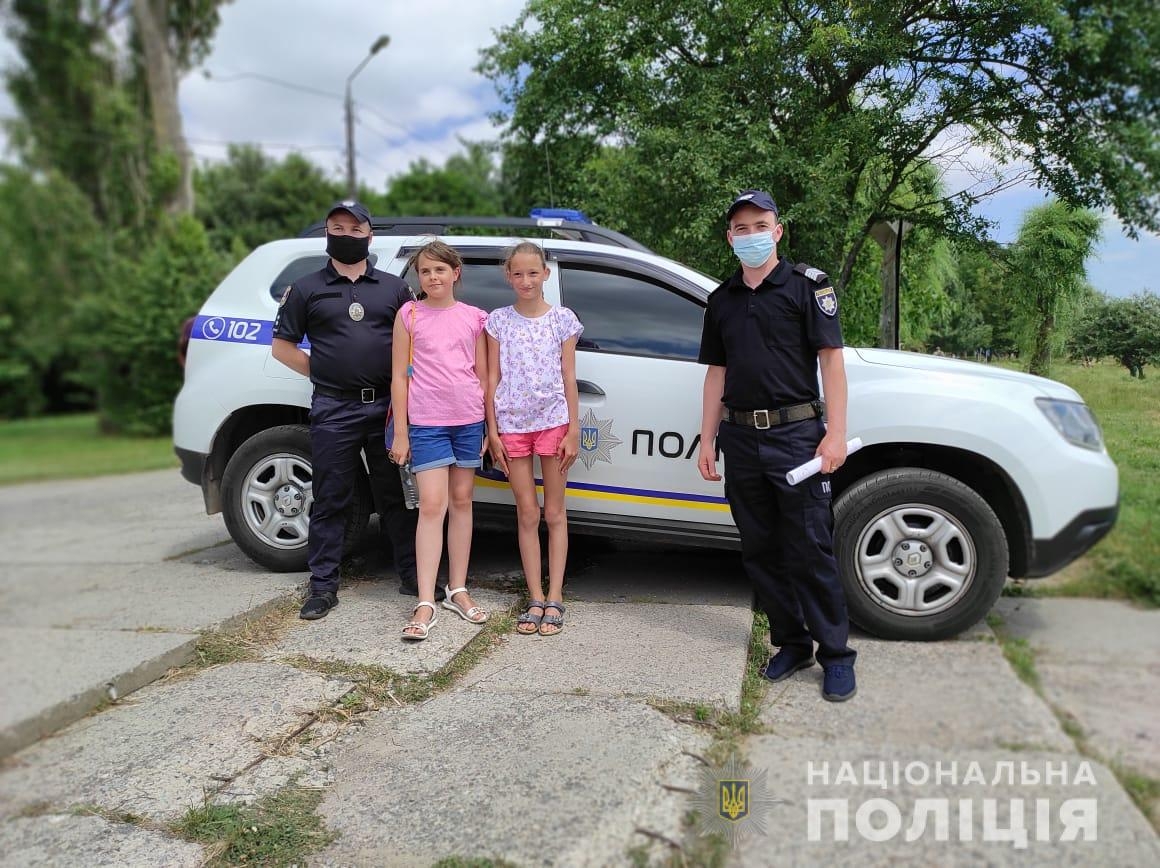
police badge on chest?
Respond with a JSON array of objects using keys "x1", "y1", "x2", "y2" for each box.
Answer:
[{"x1": 348, "y1": 302, "x2": 365, "y2": 321}]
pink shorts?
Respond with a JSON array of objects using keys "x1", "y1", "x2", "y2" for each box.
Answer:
[{"x1": 500, "y1": 424, "x2": 570, "y2": 458}]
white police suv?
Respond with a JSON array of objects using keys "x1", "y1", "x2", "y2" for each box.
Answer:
[{"x1": 174, "y1": 215, "x2": 1119, "y2": 640}]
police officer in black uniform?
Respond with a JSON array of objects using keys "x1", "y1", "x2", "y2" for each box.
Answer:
[
  {"x1": 697, "y1": 190, "x2": 857, "y2": 701},
  {"x1": 272, "y1": 200, "x2": 423, "y2": 620}
]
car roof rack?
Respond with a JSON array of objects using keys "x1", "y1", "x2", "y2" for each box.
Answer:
[{"x1": 297, "y1": 216, "x2": 652, "y2": 253}]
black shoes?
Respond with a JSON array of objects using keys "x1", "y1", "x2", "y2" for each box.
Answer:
[
  {"x1": 761, "y1": 648, "x2": 817, "y2": 683},
  {"x1": 299, "y1": 592, "x2": 338, "y2": 620},
  {"x1": 399, "y1": 582, "x2": 446, "y2": 602},
  {"x1": 822, "y1": 664, "x2": 857, "y2": 702}
]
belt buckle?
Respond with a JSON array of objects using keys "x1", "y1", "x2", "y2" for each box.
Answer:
[
  {"x1": 753, "y1": 409, "x2": 771, "y2": 430},
  {"x1": 360, "y1": 388, "x2": 375, "y2": 404}
]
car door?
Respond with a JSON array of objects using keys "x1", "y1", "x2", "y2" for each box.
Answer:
[{"x1": 552, "y1": 253, "x2": 733, "y2": 540}]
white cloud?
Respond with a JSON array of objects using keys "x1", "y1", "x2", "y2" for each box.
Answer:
[{"x1": 0, "y1": 1, "x2": 1152, "y2": 296}]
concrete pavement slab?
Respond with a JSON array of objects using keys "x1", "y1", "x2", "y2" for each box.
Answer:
[
  {"x1": 0, "y1": 561, "x2": 300, "y2": 632},
  {"x1": 0, "y1": 627, "x2": 199, "y2": 759},
  {"x1": 993, "y1": 597, "x2": 1160, "y2": 663},
  {"x1": 0, "y1": 662, "x2": 350, "y2": 822},
  {"x1": 1, "y1": 470, "x2": 229, "y2": 564},
  {"x1": 0, "y1": 814, "x2": 204, "y2": 868},
  {"x1": 733, "y1": 736, "x2": 1160, "y2": 866},
  {"x1": 316, "y1": 689, "x2": 707, "y2": 867},
  {"x1": 760, "y1": 636, "x2": 1074, "y2": 753},
  {"x1": 460, "y1": 601, "x2": 753, "y2": 709},
  {"x1": 270, "y1": 582, "x2": 517, "y2": 673},
  {"x1": 1036, "y1": 661, "x2": 1160, "y2": 778},
  {"x1": 993, "y1": 598, "x2": 1160, "y2": 777}
]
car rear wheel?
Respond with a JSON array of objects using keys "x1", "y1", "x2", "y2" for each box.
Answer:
[
  {"x1": 221, "y1": 424, "x2": 371, "y2": 572},
  {"x1": 833, "y1": 468, "x2": 1008, "y2": 641}
]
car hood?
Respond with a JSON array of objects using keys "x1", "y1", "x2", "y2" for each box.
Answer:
[{"x1": 851, "y1": 348, "x2": 1081, "y2": 400}]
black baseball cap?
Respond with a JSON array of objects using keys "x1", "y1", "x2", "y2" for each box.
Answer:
[
  {"x1": 725, "y1": 189, "x2": 779, "y2": 221},
  {"x1": 326, "y1": 199, "x2": 372, "y2": 226}
]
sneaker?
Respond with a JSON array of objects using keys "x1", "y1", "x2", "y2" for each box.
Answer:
[
  {"x1": 299, "y1": 592, "x2": 338, "y2": 620},
  {"x1": 761, "y1": 648, "x2": 816, "y2": 683},
  {"x1": 822, "y1": 664, "x2": 857, "y2": 701}
]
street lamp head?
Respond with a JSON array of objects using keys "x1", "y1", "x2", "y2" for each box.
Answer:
[{"x1": 370, "y1": 35, "x2": 390, "y2": 55}]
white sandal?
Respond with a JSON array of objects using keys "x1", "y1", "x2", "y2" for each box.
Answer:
[
  {"x1": 402, "y1": 601, "x2": 438, "y2": 641},
  {"x1": 441, "y1": 586, "x2": 488, "y2": 624}
]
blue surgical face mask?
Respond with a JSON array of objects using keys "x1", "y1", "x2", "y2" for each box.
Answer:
[{"x1": 731, "y1": 231, "x2": 775, "y2": 268}]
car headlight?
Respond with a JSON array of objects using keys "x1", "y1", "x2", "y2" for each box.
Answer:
[{"x1": 1035, "y1": 398, "x2": 1104, "y2": 451}]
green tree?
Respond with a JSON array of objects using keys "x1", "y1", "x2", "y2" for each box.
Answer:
[
  {"x1": 77, "y1": 215, "x2": 230, "y2": 434},
  {"x1": 1069, "y1": 293, "x2": 1160, "y2": 378},
  {"x1": 195, "y1": 145, "x2": 342, "y2": 254},
  {"x1": 1006, "y1": 201, "x2": 1101, "y2": 376},
  {"x1": 481, "y1": 0, "x2": 1160, "y2": 294},
  {"x1": 379, "y1": 142, "x2": 504, "y2": 217},
  {"x1": 0, "y1": 166, "x2": 114, "y2": 417},
  {"x1": 3, "y1": 0, "x2": 230, "y2": 223}
]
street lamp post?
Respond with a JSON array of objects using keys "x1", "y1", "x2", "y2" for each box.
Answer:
[{"x1": 345, "y1": 35, "x2": 390, "y2": 199}]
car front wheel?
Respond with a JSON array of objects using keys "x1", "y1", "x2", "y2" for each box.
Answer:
[
  {"x1": 220, "y1": 424, "x2": 371, "y2": 572},
  {"x1": 833, "y1": 468, "x2": 1009, "y2": 641}
]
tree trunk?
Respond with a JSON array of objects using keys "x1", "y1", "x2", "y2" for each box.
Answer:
[
  {"x1": 1029, "y1": 294, "x2": 1054, "y2": 376},
  {"x1": 133, "y1": 0, "x2": 193, "y2": 214},
  {"x1": 870, "y1": 221, "x2": 899, "y2": 349}
]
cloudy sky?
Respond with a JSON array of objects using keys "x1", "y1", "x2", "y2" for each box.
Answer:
[{"x1": 1, "y1": 0, "x2": 1154, "y2": 296}]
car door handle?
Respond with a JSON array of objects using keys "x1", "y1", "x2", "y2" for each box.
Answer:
[{"x1": 577, "y1": 380, "x2": 605, "y2": 396}]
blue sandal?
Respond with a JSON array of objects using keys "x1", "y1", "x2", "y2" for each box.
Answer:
[
  {"x1": 539, "y1": 602, "x2": 565, "y2": 636},
  {"x1": 517, "y1": 600, "x2": 546, "y2": 635}
]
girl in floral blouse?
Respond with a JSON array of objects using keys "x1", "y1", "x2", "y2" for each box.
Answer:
[{"x1": 485, "y1": 241, "x2": 583, "y2": 636}]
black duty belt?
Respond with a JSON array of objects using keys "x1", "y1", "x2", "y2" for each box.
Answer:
[
  {"x1": 726, "y1": 401, "x2": 823, "y2": 429},
  {"x1": 313, "y1": 385, "x2": 387, "y2": 404}
]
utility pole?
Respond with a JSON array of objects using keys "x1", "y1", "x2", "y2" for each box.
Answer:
[{"x1": 345, "y1": 35, "x2": 390, "y2": 200}]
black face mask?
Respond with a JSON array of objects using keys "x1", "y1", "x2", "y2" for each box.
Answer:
[{"x1": 326, "y1": 233, "x2": 371, "y2": 265}]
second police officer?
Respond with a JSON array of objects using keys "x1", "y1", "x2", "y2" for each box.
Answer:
[
  {"x1": 697, "y1": 190, "x2": 858, "y2": 701},
  {"x1": 272, "y1": 200, "x2": 427, "y2": 620}
]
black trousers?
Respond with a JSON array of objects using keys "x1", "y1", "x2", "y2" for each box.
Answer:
[
  {"x1": 717, "y1": 417, "x2": 855, "y2": 667},
  {"x1": 307, "y1": 393, "x2": 417, "y2": 595}
]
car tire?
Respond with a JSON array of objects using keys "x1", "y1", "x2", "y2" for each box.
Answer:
[
  {"x1": 833, "y1": 468, "x2": 1008, "y2": 641},
  {"x1": 221, "y1": 424, "x2": 371, "y2": 572}
]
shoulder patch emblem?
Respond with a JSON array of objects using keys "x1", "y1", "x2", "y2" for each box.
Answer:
[
  {"x1": 279, "y1": 286, "x2": 292, "y2": 306},
  {"x1": 814, "y1": 286, "x2": 838, "y2": 317}
]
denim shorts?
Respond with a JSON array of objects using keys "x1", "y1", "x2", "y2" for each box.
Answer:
[{"x1": 408, "y1": 420, "x2": 486, "y2": 473}]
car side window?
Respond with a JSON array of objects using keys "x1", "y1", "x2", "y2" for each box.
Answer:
[
  {"x1": 401, "y1": 259, "x2": 512, "y2": 313},
  {"x1": 558, "y1": 263, "x2": 705, "y2": 360},
  {"x1": 267, "y1": 253, "x2": 379, "y2": 301}
]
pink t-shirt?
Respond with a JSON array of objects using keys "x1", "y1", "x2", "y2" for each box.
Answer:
[
  {"x1": 486, "y1": 305, "x2": 584, "y2": 433},
  {"x1": 401, "y1": 300, "x2": 487, "y2": 426}
]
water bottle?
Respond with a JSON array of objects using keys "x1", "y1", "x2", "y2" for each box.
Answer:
[{"x1": 398, "y1": 462, "x2": 419, "y2": 510}]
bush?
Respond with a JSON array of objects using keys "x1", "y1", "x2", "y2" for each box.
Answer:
[{"x1": 79, "y1": 215, "x2": 230, "y2": 435}]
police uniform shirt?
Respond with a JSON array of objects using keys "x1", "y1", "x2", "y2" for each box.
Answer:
[
  {"x1": 698, "y1": 258, "x2": 843, "y2": 410},
  {"x1": 273, "y1": 261, "x2": 412, "y2": 393}
]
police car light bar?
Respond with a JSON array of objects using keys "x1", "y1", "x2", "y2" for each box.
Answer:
[{"x1": 530, "y1": 207, "x2": 592, "y2": 224}]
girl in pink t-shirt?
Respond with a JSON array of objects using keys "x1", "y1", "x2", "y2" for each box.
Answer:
[
  {"x1": 389, "y1": 240, "x2": 489, "y2": 641},
  {"x1": 485, "y1": 241, "x2": 583, "y2": 636}
]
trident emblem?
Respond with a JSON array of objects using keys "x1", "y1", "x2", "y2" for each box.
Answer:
[{"x1": 719, "y1": 780, "x2": 750, "y2": 821}]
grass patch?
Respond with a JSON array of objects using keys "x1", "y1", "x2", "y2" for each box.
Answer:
[
  {"x1": 987, "y1": 613, "x2": 1041, "y2": 690},
  {"x1": 284, "y1": 604, "x2": 517, "y2": 715},
  {"x1": 182, "y1": 599, "x2": 299, "y2": 672},
  {"x1": 431, "y1": 859, "x2": 520, "y2": 868},
  {"x1": 1031, "y1": 361, "x2": 1159, "y2": 607},
  {"x1": 647, "y1": 611, "x2": 769, "y2": 762},
  {"x1": 173, "y1": 787, "x2": 334, "y2": 867},
  {"x1": 0, "y1": 413, "x2": 175, "y2": 485}
]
